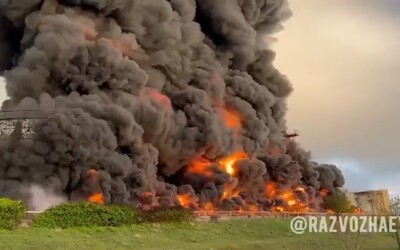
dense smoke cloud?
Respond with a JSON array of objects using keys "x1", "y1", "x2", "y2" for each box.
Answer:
[{"x1": 0, "y1": 0, "x2": 344, "y2": 210}]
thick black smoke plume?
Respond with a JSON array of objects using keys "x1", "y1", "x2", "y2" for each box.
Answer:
[{"x1": 0, "y1": 0, "x2": 344, "y2": 210}]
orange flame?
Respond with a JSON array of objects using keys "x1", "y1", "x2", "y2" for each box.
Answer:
[
  {"x1": 87, "y1": 169, "x2": 104, "y2": 205},
  {"x1": 89, "y1": 193, "x2": 104, "y2": 204},
  {"x1": 265, "y1": 182, "x2": 310, "y2": 212},
  {"x1": 187, "y1": 156, "x2": 213, "y2": 177},
  {"x1": 219, "y1": 151, "x2": 247, "y2": 176},
  {"x1": 354, "y1": 207, "x2": 362, "y2": 214},
  {"x1": 178, "y1": 194, "x2": 191, "y2": 209}
]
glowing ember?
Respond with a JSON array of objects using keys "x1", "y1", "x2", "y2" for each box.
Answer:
[
  {"x1": 219, "y1": 151, "x2": 247, "y2": 176},
  {"x1": 354, "y1": 207, "x2": 362, "y2": 214}
]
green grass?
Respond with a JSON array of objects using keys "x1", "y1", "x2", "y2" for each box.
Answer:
[{"x1": 0, "y1": 219, "x2": 397, "y2": 250}]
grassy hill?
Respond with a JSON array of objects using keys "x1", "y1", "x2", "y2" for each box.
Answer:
[{"x1": 0, "y1": 219, "x2": 396, "y2": 250}]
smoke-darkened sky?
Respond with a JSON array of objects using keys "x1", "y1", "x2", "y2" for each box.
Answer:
[
  {"x1": 274, "y1": 0, "x2": 400, "y2": 196},
  {"x1": 0, "y1": 0, "x2": 398, "y2": 197}
]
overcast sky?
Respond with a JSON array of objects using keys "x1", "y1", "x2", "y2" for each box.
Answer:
[
  {"x1": 0, "y1": 0, "x2": 399, "y2": 196},
  {"x1": 274, "y1": 0, "x2": 400, "y2": 196}
]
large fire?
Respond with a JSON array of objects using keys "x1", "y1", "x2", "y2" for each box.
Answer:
[
  {"x1": 79, "y1": 13, "x2": 336, "y2": 212},
  {"x1": 0, "y1": 0, "x2": 347, "y2": 216},
  {"x1": 176, "y1": 148, "x2": 325, "y2": 213}
]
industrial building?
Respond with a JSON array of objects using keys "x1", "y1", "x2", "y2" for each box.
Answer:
[{"x1": 345, "y1": 189, "x2": 390, "y2": 214}]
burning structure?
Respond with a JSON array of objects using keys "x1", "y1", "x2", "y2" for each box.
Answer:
[{"x1": 0, "y1": 0, "x2": 344, "y2": 212}]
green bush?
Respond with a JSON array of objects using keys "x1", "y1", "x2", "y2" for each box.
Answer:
[
  {"x1": 0, "y1": 198, "x2": 26, "y2": 230},
  {"x1": 138, "y1": 206, "x2": 194, "y2": 224},
  {"x1": 31, "y1": 202, "x2": 138, "y2": 228}
]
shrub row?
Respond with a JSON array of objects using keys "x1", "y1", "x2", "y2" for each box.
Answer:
[
  {"x1": 32, "y1": 202, "x2": 194, "y2": 228},
  {"x1": 0, "y1": 198, "x2": 25, "y2": 230},
  {"x1": 138, "y1": 206, "x2": 195, "y2": 224},
  {"x1": 0, "y1": 197, "x2": 194, "y2": 229},
  {"x1": 31, "y1": 202, "x2": 139, "y2": 228}
]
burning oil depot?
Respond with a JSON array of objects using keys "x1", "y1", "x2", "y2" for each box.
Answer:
[{"x1": 0, "y1": 0, "x2": 345, "y2": 213}]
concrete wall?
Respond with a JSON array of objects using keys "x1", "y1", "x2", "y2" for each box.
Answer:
[{"x1": 351, "y1": 189, "x2": 390, "y2": 214}]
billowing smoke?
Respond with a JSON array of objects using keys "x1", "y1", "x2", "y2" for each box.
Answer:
[
  {"x1": 28, "y1": 185, "x2": 66, "y2": 211},
  {"x1": 0, "y1": 0, "x2": 344, "y2": 211}
]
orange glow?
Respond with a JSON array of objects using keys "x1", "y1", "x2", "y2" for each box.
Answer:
[
  {"x1": 265, "y1": 182, "x2": 277, "y2": 198},
  {"x1": 320, "y1": 189, "x2": 329, "y2": 197},
  {"x1": 89, "y1": 192, "x2": 104, "y2": 204},
  {"x1": 294, "y1": 186, "x2": 306, "y2": 193},
  {"x1": 327, "y1": 209, "x2": 335, "y2": 214},
  {"x1": 218, "y1": 107, "x2": 242, "y2": 132},
  {"x1": 264, "y1": 182, "x2": 310, "y2": 212},
  {"x1": 87, "y1": 169, "x2": 98, "y2": 179},
  {"x1": 187, "y1": 156, "x2": 213, "y2": 177},
  {"x1": 222, "y1": 190, "x2": 229, "y2": 200},
  {"x1": 84, "y1": 26, "x2": 98, "y2": 40},
  {"x1": 273, "y1": 206, "x2": 285, "y2": 212},
  {"x1": 266, "y1": 144, "x2": 283, "y2": 158},
  {"x1": 219, "y1": 151, "x2": 247, "y2": 176},
  {"x1": 222, "y1": 188, "x2": 240, "y2": 200},
  {"x1": 248, "y1": 204, "x2": 259, "y2": 213},
  {"x1": 139, "y1": 192, "x2": 154, "y2": 211},
  {"x1": 178, "y1": 194, "x2": 191, "y2": 209},
  {"x1": 211, "y1": 73, "x2": 225, "y2": 86},
  {"x1": 144, "y1": 88, "x2": 172, "y2": 110},
  {"x1": 86, "y1": 169, "x2": 104, "y2": 205},
  {"x1": 203, "y1": 202, "x2": 214, "y2": 211},
  {"x1": 108, "y1": 38, "x2": 136, "y2": 57},
  {"x1": 354, "y1": 207, "x2": 362, "y2": 214}
]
